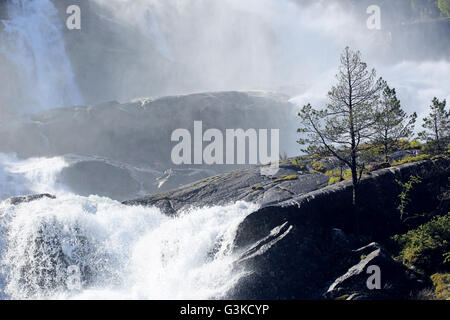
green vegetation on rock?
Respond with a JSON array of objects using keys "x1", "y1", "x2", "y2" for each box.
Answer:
[
  {"x1": 396, "y1": 175, "x2": 422, "y2": 220},
  {"x1": 312, "y1": 161, "x2": 326, "y2": 173},
  {"x1": 392, "y1": 154, "x2": 431, "y2": 166},
  {"x1": 291, "y1": 157, "x2": 307, "y2": 171},
  {"x1": 275, "y1": 175, "x2": 299, "y2": 182},
  {"x1": 327, "y1": 170, "x2": 352, "y2": 186},
  {"x1": 393, "y1": 213, "x2": 450, "y2": 274},
  {"x1": 438, "y1": 0, "x2": 450, "y2": 16},
  {"x1": 430, "y1": 273, "x2": 450, "y2": 300}
]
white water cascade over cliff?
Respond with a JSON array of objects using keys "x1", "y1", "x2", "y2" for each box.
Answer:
[
  {"x1": 0, "y1": 154, "x2": 258, "y2": 300},
  {"x1": 0, "y1": 0, "x2": 83, "y2": 113}
]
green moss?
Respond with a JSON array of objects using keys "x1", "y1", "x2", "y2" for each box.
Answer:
[
  {"x1": 430, "y1": 273, "x2": 450, "y2": 300},
  {"x1": 431, "y1": 154, "x2": 447, "y2": 160},
  {"x1": 252, "y1": 185, "x2": 264, "y2": 191},
  {"x1": 392, "y1": 154, "x2": 431, "y2": 166},
  {"x1": 328, "y1": 176, "x2": 342, "y2": 186},
  {"x1": 275, "y1": 174, "x2": 298, "y2": 182},
  {"x1": 291, "y1": 157, "x2": 307, "y2": 170},
  {"x1": 342, "y1": 171, "x2": 352, "y2": 180},
  {"x1": 312, "y1": 161, "x2": 326, "y2": 173},
  {"x1": 409, "y1": 140, "x2": 422, "y2": 149},
  {"x1": 325, "y1": 170, "x2": 336, "y2": 176},
  {"x1": 327, "y1": 170, "x2": 352, "y2": 185},
  {"x1": 396, "y1": 139, "x2": 422, "y2": 151}
]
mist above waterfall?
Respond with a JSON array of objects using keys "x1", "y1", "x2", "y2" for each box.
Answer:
[
  {"x1": 0, "y1": 0, "x2": 448, "y2": 117},
  {"x1": 84, "y1": 0, "x2": 449, "y2": 111}
]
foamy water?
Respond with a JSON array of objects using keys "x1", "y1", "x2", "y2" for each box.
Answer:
[
  {"x1": 0, "y1": 154, "x2": 257, "y2": 300},
  {"x1": 0, "y1": 154, "x2": 70, "y2": 200}
]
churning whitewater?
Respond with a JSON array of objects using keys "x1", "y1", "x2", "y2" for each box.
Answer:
[{"x1": 0, "y1": 155, "x2": 257, "y2": 300}]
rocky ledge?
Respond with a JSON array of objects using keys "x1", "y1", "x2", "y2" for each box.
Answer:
[
  {"x1": 6, "y1": 158, "x2": 449, "y2": 299},
  {"x1": 126, "y1": 158, "x2": 449, "y2": 299}
]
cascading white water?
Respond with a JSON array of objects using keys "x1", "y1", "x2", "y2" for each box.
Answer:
[
  {"x1": 0, "y1": 154, "x2": 257, "y2": 300},
  {"x1": 0, "y1": 195, "x2": 257, "y2": 300},
  {"x1": 0, "y1": 0, "x2": 83, "y2": 113},
  {"x1": 0, "y1": 153, "x2": 70, "y2": 200}
]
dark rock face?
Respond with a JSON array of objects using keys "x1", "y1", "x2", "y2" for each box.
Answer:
[
  {"x1": 7, "y1": 193, "x2": 56, "y2": 206},
  {"x1": 128, "y1": 158, "x2": 449, "y2": 299},
  {"x1": 227, "y1": 160, "x2": 448, "y2": 299},
  {"x1": 125, "y1": 162, "x2": 330, "y2": 214},
  {"x1": 130, "y1": 159, "x2": 449, "y2": 237}
]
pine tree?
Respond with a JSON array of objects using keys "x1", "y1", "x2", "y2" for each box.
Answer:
[
  {"x1": 298, "y1": 47, "x2": 383, "y2": 231},
  {"x1": 438, "y1": 0, "x2": 450, "y2": 17},
  {"x1": 419, "y1": 97, "x2": 449, "y2": 154},
  {"x1": 374, "y1": 81, "x2": 417, "y2": 162}
]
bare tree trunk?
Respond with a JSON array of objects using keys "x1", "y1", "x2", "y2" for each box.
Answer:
[
  {"x1": 384, "y1": 143, "x2": 389, "y2": 163},
  {"x1": 348, "y1": 55, "x2": 360, "y2": 235},
  {"x1": 349, "y1": 109, "x2": 359, "y2": 233},
  {"x1": 351, "y1": 149, "x2": 360, "y2": 235},
  {"x1": 435, "y1": 114, "x2": 441, "y2": 153}
]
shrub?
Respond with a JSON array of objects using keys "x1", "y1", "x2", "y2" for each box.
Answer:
[
  {"x1": 328, "y1": 176, "x2": 342, "y2": 186},
  {"x1": 342, "y1": 171, "x2": 352, "y2": 180},
  {"x1": 393, "y1": 213, "x2": 450, "y2": 274},
  {"x1": 409, "y1": 140, "x2": 422, "y2": 149},
  {"x1": 291, "y1": 157, "x2": 307, "y2": 170},
  {"x1": 360, "y1": 145, "x2": 383, "y2": 162},
  {"x1": 327, "y1": 170, "x2": 352, "y2": 185},
  {"x1": 396, "y1": 139, "x2": 422, "y2": 151},
  {"x1": 392, "y1": 154, "x2": 431, "y2": 166},
  {"x1": 325, "y1": 170, "x2": 337, "y2": 176},
  {"x1": 312, "y1": 161, "x2": 326, "y2": 173},
  {"x1": 430, "y1": 273, "x2": 450, "y2": 300},
  {"x1": 396, "y1": 139, "x2": 411, "y2": 151},
  {"x1": 396, "y1": 175, "x2": 422, "y2": 220}
]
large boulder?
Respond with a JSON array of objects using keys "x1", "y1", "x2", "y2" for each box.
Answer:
[
  {"x1": 324, "y1": 243, "x2": 421, "y2": 300},
  {"x1": 124, "y1": 162, "x2": 330, "y2": 214}
]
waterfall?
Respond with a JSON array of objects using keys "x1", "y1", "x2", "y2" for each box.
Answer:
[
  {"x1": 0, "y1": 192, "x2": 256, "y2": 300},
  {"x1": 0, "y1": 153, "x2": 257, "y2": 300},
  {"x1": 0, "y1": 0, "x2": 83, "y2": 113}
]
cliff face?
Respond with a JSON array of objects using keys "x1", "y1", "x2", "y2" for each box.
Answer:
[
  {"x1": 127, "y1": 158, "x2": 450, "y2": 299},
  {"x1": 0, "y1": 91, "x2": 296, "y2": 200}
]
